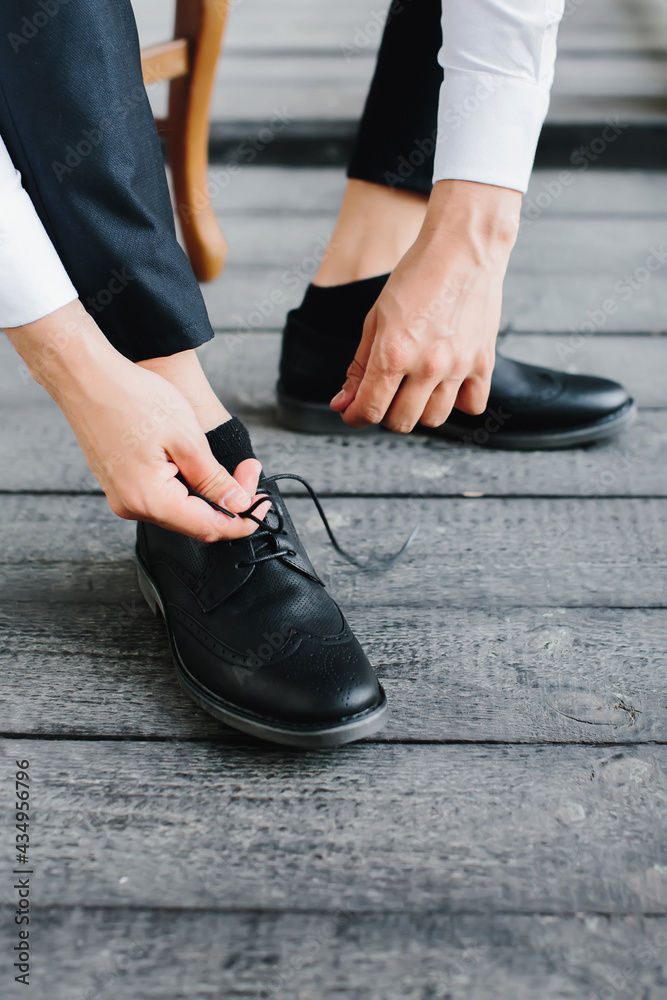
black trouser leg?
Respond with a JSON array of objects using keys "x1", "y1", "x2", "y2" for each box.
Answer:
[
  {"x1": 347, "y1": 0, "x2": 443, "y2": 195},
  {"x1": 0, "y1": 0, "x2": 213, "y2": 361}
]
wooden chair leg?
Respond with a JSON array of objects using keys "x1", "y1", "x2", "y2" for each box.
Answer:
[{"x1": 167, "y1": 0, "x2": 229, "y2": 282}]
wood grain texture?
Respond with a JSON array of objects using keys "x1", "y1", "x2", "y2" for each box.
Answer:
[
  {"x1": 1, "y1": 333, "x2": 663, "y2": 496},
  {"x1": 0, "y1": 392, "x2": 663, "y2": 497},
  {"x1": 0, "y1": 739, "x2": 665, "y2": 913},
  {"x1": 140, "y1": 39, "x2": 189, "y2": 85},
  {"x1": 0, "y1": 495, "x2": 664, "y2": 608},
  {"x1": 1, "y1": 605, "x2": 665, "y2": 744},
  {"x1": 166, "y1": 0, "x2": 229, "y2": 281},
  {"x1": 191, "y1": 185, "x2": 667, "y2": 332},
  {"x1": 200, "y1": 211, "x2": 667, "y2": 336},
  {"x1": 201, "y1": 263, "x2": 667, "y2": 333},
  {"x1": 199, "y1": 330, "x2": 667, "y2": 409},
  {"x1": 207, "y1": 214, "x2": 667, "y2": 273},
  {"x1": 3, "y1": 332, "x2": 665, "y2": 407},
  {"x1": 0, "y1": 495, "x2": 667, "y2": 609},
  {"x1": 2, "y1": 907, "x2": 665, "y2": 1000}
]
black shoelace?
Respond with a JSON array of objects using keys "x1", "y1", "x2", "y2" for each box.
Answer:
[{"x1": 182, "y1": 472, "x2": 418, "y2": 574}]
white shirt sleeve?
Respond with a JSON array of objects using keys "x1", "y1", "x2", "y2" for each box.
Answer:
[
  {"x1": 433, "y1": 0, "x2": 565, "y2": 193},
  {"x1": 0, "y1": 135, "x2": 78, "y2": 329}
]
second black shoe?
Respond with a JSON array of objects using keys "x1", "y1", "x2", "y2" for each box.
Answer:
[
  {"x1": 276, "y1": 276, "x2": 636, "y2": 449},
  {"x1": 136, "y1": 473, "x2": 391, "y2": 748}
]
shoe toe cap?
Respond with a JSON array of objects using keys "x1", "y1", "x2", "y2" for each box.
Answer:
[
  {"x1": 557, "y1": 372, "x2": 631, "y2": 423},
  {"x1": 173, "y1": 622, "x2": 383, "y2": 728},
  {"x1": 273, "y1": 636, "x2": 383, "y2": 724}
]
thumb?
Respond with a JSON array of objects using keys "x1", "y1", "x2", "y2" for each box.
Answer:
[
  {"x1": 330, "y1": 303, "x2": 378, "y2": 412},
  {"x1": 171, "y1": 434, "x2": 253, "y2": 514}
]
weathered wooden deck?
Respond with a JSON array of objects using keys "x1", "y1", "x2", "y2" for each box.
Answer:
[{"x1": 1, "y1": 0, "x2": 667, "y2": 997}]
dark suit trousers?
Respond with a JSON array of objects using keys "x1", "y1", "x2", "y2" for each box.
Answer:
[
  {"x1": 348, "y1": 0, "x2": 443, "y2": 195},
  {"x1": 0, "y1": 0, "x2": 214, "y2": 361}
]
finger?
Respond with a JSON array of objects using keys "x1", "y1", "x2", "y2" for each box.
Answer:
[
  {"x1": 338, "y1": 310, "x2": 408, "y2": 428},
  {"x1": 233, "y1": 458, "x2": 272, "y2": 522},
  {"x1": 148, "y1": 474, "x2": 260, "y2": 543},
  {"x1": 169, "y1": 433, "x2": 252, "y2": 513},
  {"x1": 330, "y1": 303, "x2": 378, "y2": 412},
  {"x1": 454, "y1": 372, "x2": 492, "y2": 416},
  {"x1": 381, "y1": 375, "x2": 442, "y2": 434},
  {"x1": 339, "y1": 365, "x2": 405, "y2": 429},
  {"x1": 232, "y1": 458, "x2": 262, "y2": 498},
  {"x1": 419, "y1": 380, "x2": 462, "y2": 428}
]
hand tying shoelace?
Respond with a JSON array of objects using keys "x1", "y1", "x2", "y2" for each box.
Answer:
[{"x1": 180, "y1": 472, "x2": 418, "y2": 573}]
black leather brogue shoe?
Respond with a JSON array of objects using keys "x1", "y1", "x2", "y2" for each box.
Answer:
[
  {"x1": 276, "y1": 278, "x2": 636, "y2": 449},
  {"x1": 136, "y1": 475, "x2": 389, "y2": 747},
  {"x1": 430, "y1": 353, "x2": 636, "y2": 449}
]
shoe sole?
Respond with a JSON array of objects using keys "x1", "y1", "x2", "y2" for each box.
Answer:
[
  {"x1": 276, "y1": 389, "x2": 637, "y2": 450},
  {"x1": 136, "y1": 553, "x2": 388, "y2": 748}
]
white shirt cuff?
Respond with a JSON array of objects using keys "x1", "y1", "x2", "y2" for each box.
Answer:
[
  {"x1": 432, "y1": 71, "x2": 551, "y2": 193},
  {"x1": 0, "y1": 144, "x2": 78, "y2": 329}
]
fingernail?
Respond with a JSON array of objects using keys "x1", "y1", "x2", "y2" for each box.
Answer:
[
  {"x1": 223, "y1": 487, "x2": 252, "y2": 510},
  {"x1": 331, "y1": 389, "x2": 346, "y2": 406}
]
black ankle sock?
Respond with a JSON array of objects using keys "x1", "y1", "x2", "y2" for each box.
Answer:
[
  {"x1": 279, "y1": 274, "x2": 392, "y2": 401},
  {"x1": 205, "y1": 416, "x2": 256, "y2": 473},
  {"x1": 297, "y1": 273, "x2": 390, "y2": 340}
]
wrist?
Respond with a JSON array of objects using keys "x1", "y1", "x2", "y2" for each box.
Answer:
[
  {"x1": 5, "y1": 301, "x2": 121, "y2": 402},
  {"x1": 420, "y1": 179, "x2": 521, "y2": 264}
]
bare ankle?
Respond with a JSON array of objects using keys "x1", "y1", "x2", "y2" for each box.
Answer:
[
  {"x1": 314, "y1": 179, "x2": 427, "y2": 287},
  {"x1": 137, "y1": 349, "x2": 231, "y2": 432}
]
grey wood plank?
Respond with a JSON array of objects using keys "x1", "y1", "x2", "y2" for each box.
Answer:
[
  {"x1": 198, "y1": 210, "x2": 667, "y2": 333},
  {"x1": 0, "y1": 739, "x2": 665, "y2": 913},
  {"x1": 4, "y1": 328, "x2": 665, "y2": 407},
  {"x1": 2, "y1": 335, "x2": 663, "y2": 496},
  {"x1": 208, "y1": 165, "x2": 348, "y2": 215},
  {"x1": 248, "y1": 417, "x2": 662, "y2": 503},
  {"x1": 3, "y1": 907, "x2": 665, "y2": 1000},
  {"x1": 209, "y1": 214, "x2": 667, "y2": 288},
  {"x1": 0, "y1": 494, "x2": 664, "y2": 609},
  {"x1": 202, "y1": 264, "x2": 667, "y2": 333},
  {"x1": 495, "y1": 333, "x2": 667, "y2": 392},
  {"x1": 1, "y1": 605, "x2": 665, "y2": 744},
  {"x1": 553, "y1": 55, "x2": 667, "y2": 99},
  {"x1": 193, "y1": 165, "x2": 667, "y2": 335},
  {"x1": 0, "y1": 394, "x2": 663, "y2": 496},
  {"x1": 197, "y1": 329, "x2": 667, "y2": 414},
  {"x1": 149, "y1": 54, "x2": 376, "y2": 123},
  {"x1": 207, "y1": 167, "x2": 667, "y2": 217},
  {"x1": 521, "y1": 169, "x2": 667, "y2": 218},
  {"x1": 210, "y1": 215, "x2": 667, "y2": 274}
]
